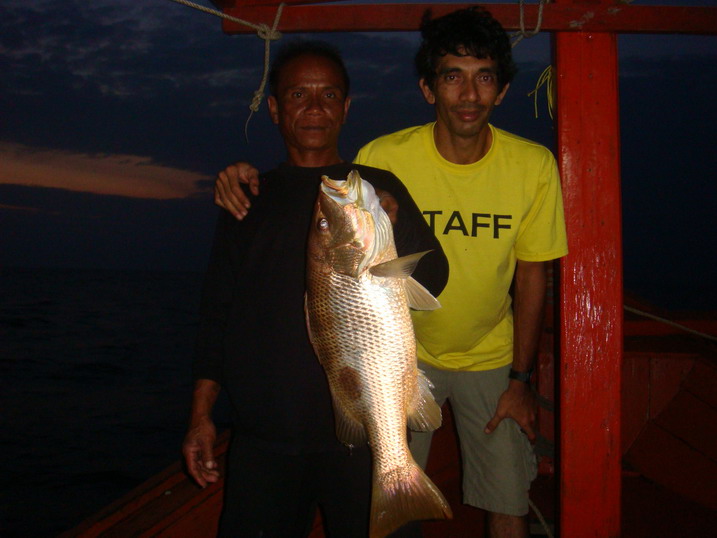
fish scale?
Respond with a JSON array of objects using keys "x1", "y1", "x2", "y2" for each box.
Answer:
[{"x1": 305, "y1": 170, "x2": 452, "y2": 537}]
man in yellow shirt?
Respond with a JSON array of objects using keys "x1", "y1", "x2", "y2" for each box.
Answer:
[
  {"x1": 354, "y1": 10, "x2": 567, "y2": 537},
  {"x1": 214, "y1": 8, "x2": 567, "y2": 537}
]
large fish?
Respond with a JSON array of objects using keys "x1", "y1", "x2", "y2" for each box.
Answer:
[{"x1": 305, "y1": 170, "x2": 452, "y2": 537}]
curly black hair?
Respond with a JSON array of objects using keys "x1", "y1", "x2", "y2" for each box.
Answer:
[
  {"x1": 415, "y1": 7, "x2": 517, "y2": 91},
  {"x1": 269, "y1": 40, "x2": 350, "y2": 97}
]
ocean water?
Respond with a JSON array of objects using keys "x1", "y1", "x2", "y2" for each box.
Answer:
[{"x1": 0, "y1": 268, "x2": 227, "y2": 537}]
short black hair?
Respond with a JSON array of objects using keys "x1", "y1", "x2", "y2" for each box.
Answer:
[
  {"x1": 415, "y1": 7, "x2": 517, "y2": 91},
  {"x1": 269, "y1": 40, "x2": 350, "y2": 97}
]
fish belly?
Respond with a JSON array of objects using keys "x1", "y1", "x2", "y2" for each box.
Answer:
[{"x1": 306, "y1": 271, "x2": 452, "y2": 537}]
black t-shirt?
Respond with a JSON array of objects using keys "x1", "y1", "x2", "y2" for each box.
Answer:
[{"x1": 193, "y1": 162, "x2": 448, "y2": 453}]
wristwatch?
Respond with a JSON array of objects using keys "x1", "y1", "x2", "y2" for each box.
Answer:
[{"x1": 508, "y1": 368, "x2": 533, "y2": 383}]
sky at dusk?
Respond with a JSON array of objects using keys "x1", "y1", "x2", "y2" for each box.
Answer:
[{"x1": 1, "y1": 0, "x2": 716, "y2": 309}]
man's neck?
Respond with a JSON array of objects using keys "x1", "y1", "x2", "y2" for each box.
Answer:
[
  {"x1": 433, "y1": 123, "x2": 493, "y2": 165},
  {"x1": 286, "y1": 148, "x2": 343, "y2": 168}
]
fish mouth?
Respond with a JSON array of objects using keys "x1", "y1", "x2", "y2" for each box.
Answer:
[
  {"x1": 321, "y1": 170, "x2": 365, "y2": 208},
  {"x1": 319, "y1": 171, "x2": 387, "y2": 277}
]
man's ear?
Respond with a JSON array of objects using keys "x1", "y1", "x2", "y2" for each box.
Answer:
[
  {"x1": 267, "y1": 95, "x2": 279, "y2": 124},
  {"x1": 495, "y1": 83, "x2": 510, "y2": 106},
  {"x1": 341, "y1": 96, "x2": 351, "y2": 125},
  {"x1": 419, "y1": 78, "x2": 436, "y2": 105}
]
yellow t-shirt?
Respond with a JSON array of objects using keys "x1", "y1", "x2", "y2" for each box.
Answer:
[{"x1": 355, "y1": 123, "x2": 568, "y2": 371}]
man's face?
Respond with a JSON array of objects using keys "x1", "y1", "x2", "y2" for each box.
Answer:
[
  {"x1": 268, "y1": 54, "x2": 350, "y2": 160},
  {"x1": 419, "y1": 53, "x2": 509, "y2": 140}
]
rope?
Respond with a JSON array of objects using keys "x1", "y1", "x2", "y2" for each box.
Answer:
[
  {"x1": 527, "y1": 65, "x2": 554, "y2": 119},
  {"x1": 244, "y1": 3, "x2": 285, "y2": 140},
  {"x1": 512, "y1": 0, "x2": 548, "y2": 48},
  {"x1": 166, "y1": 0, "x2": 285, "y2": 138},
  {"x1": 624, "y1": 305, "x2": 717, "y2": 343},
  {"x1": 511, "y1": 1, "x2": 552, "y2": 125},
  {"x1": 168, "y1": 0, "x2": 282, "y2": 37},
  {"x1": 529, "y1": 497, "x2": 555, "y2": 538}
]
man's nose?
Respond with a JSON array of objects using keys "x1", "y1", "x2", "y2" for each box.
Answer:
[
  {"x1": 306, "y1": 92, "x2": 323, "y2": 112},
  {"x1": 461, "y1": 80, "x2": 480, "y2": 102}
]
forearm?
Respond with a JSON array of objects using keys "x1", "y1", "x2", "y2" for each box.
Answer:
[
  {"x1": 512, "y1": 260, "x2": 548, "y2": 374},
  {"x1": 189, "y1": 378, "x2": 221, "y2": 425}
]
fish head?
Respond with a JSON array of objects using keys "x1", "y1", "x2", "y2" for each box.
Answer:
[{"x1": 308, "y1": 170, "x2": 393, "y2": 278}]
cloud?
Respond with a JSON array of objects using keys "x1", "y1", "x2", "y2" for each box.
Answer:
[{"x1": 0, "y1": 142, "x2": 210, "y2": 199}]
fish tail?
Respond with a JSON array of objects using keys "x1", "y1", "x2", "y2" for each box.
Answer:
[{"x1": 369, "y1": 461, "x2": 452, "y2": 538}]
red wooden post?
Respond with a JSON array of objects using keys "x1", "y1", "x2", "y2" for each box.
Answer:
[{"x1": 554, "y1": 3, "x2": 623, "y2": 535}]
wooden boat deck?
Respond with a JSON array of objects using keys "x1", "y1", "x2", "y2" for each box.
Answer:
[{"x1": 62, "y1": 315, "x2": 717, "y2": 537}]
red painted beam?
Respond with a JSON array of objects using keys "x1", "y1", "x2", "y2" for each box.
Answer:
[
  {"x1": 217, "y1": 4, "x2": 717, "y2": 34},
  {"x1": 555, "y1": 17, "x2": 623, "y2": 538}
]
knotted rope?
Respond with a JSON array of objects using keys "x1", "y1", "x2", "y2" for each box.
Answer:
[
  {"x1": 510, "y1": 0, "x2": 553, "y2": 119},
  {"x1": 167, "y1": 0, "x2": 285, "y2": 137},
  {"x1": 512, "y1": 0, "x2": 547, "y2": 47}
]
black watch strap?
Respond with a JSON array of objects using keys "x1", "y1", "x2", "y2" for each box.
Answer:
[{"x1": 508, "y1": 368, "x2": 532, "y2": 383}]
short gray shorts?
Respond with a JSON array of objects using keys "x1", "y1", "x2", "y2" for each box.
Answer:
[{"x1": 410, "y1": 363, "x2": 537, "y2": 516}]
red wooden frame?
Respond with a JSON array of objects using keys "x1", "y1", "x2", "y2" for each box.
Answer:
[
  {"x1": 554, "y1": 11, "x2": 623, "y2": 534},
  {"x1": 216, "y1": 3, "x2": 717, "y2": 34},
  {"x1": 208, "y1": 1, "x2": 717, "y2": 535}
]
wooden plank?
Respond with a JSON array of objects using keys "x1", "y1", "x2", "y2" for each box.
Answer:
[
  {"x1": 218, "y1": 4, "x2": 717, "y2": 34},
  {"x1": 649, "y1": 356, "x2": 695, "y2": 419},
  {"x1": 154, "y1": 487, "x2": 224, "y2": 537},
  {"x1": 684, "y1": 358, "x2": 717, "y2": 408},
  {"x1": 62, "y1": 431, "x2": 230, "y2": 537},
  {"x1": 621, "y1": 353, "x2": 650, "y2": 455},
  {"x1": 624, "y1": 318, "x2": 717, "y2": 338},
  {"x1": 654, "y1": 389, "x2": 717, "y2": 462},
  {"x1": 554, "y1": 8, "x2": 623, "y2": 536},
  {"x1": 626, "y1": 422, "x2": 717, "y2": 511}
]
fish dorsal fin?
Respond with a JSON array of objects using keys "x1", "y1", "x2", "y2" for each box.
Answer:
[
  {"x1": 405, "y1": 277, "x2": 441, "y2": 311},
  {"x1": 369, "y1": 250, "x2": 431, "y2": 280}
]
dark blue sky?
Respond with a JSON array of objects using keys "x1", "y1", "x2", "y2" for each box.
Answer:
[{"x1": 1, "y1": 0, "x2": 716, "y2": 310}]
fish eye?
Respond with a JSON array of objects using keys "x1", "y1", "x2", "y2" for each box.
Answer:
[{"x1": 317, "y1": 218, "x2": 329, "y2": 231}]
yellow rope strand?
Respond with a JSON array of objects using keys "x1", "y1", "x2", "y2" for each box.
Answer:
[
  {"x1": 527, "y1": 65, "x2": 554, "y2": 119},
  {"x1": 510, "y1": 1, "x2": 554, "y2": 122}
]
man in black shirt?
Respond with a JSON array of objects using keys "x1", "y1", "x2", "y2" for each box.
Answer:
[{"x1": 182, "y1": 41, "x2": 448, "y2": 537}]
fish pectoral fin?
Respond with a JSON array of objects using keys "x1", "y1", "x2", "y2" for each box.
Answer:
[
  {"x1": 404, "y1": 277, "x2": 441, "y2": 311},
  {"x1": 370, "y1": 462, "x2": 452, "y2": 538},
  {"x1": 369, "y1": 250, "x2": 431, "y2": 279},
  {"x1": 369, "y1": 252, "x2": 441, "y2": 310},
  {"x1": 331, "y1": 394, "x2": 367, "y2": 447},
  {"x1": 407, "y1": 368, "x2": 443, "y2": 432}
]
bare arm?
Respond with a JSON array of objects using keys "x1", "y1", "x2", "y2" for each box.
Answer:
[
  {"x1": 182, "y1": 379, "x2": 222, "y2": 488},
  {"x1": 484, "y1": 260, "x2": 547, "y2": 441},
  {"x1": 215, "y1": 161, "x2": 400, "y2": 227},
  {"x1": 215, "y1": 162, "x2": 261, "y2": 220}
]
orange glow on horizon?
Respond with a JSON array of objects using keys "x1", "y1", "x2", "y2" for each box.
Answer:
[{"x1": 0, "y1": 142, "x2": 209, "y2": 200}]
